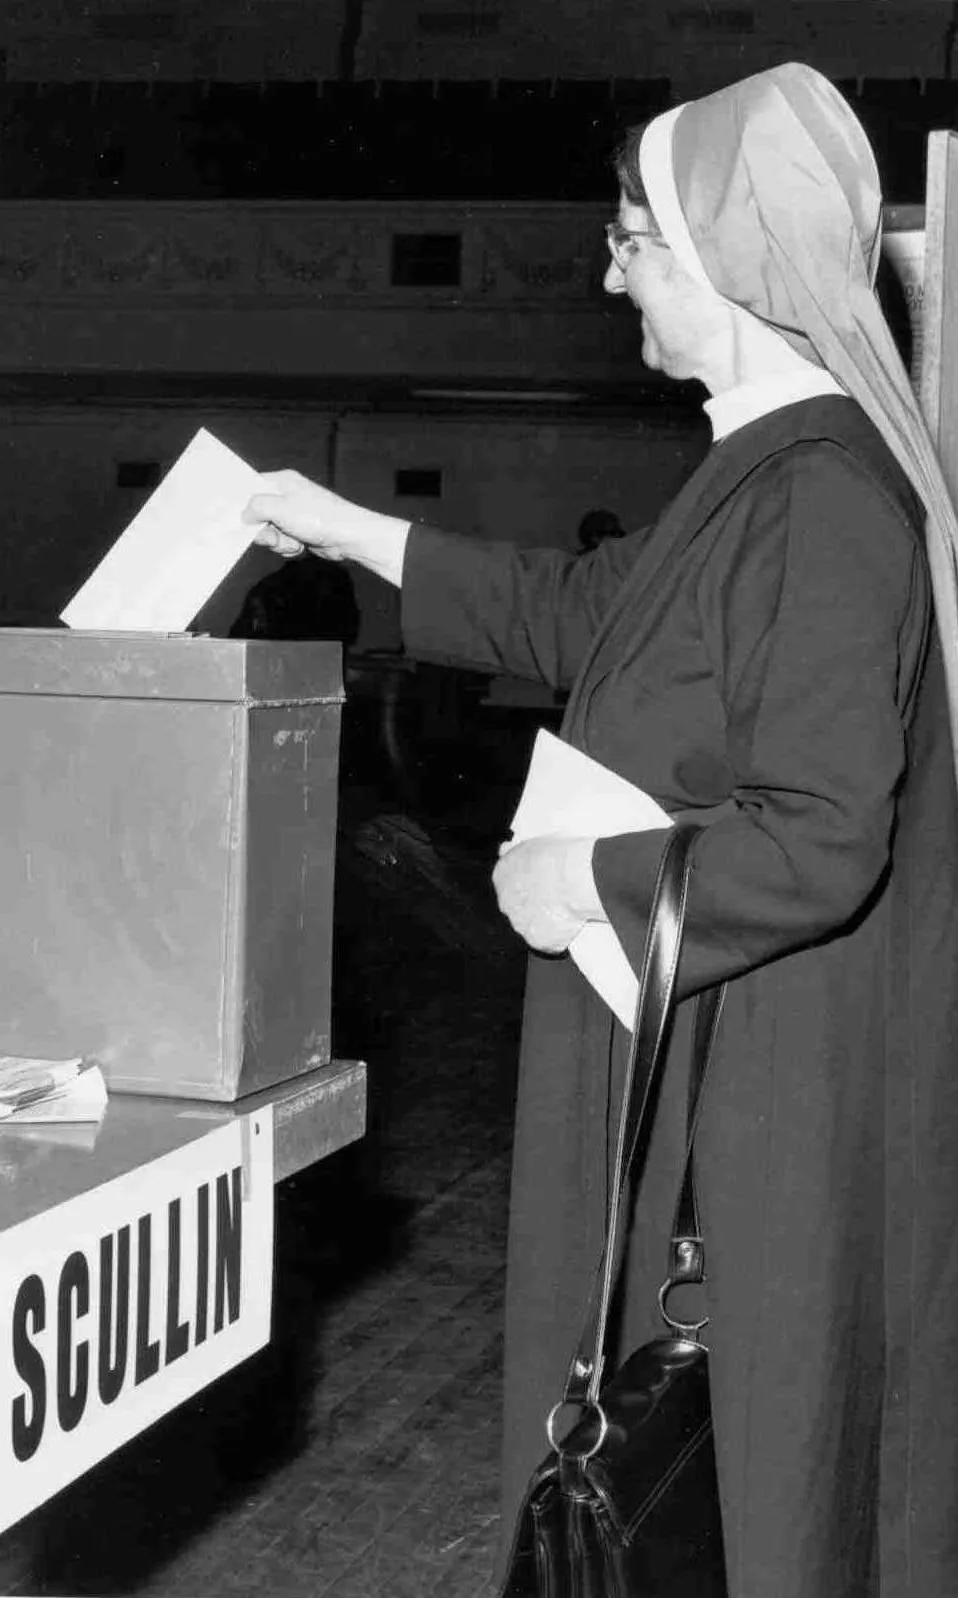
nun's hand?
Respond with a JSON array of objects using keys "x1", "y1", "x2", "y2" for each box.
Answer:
[
  {"x1": 244, "y1": 470, "x2": 411, "y2": 586},
  {"x1": 492, "y1": 836, "x2": 606, "y2": 954},
  {"x1": 245, "y1": 471, "x2": 355, "y2": 559}
]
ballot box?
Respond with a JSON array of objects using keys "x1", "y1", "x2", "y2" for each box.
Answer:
[{"x1": 0, "y1": 630, "x2": 344, "y2": 1100}]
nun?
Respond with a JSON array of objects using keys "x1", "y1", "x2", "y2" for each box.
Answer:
[{"x1": 246, "y1": 63, "x2": 958, "y2": 1597}]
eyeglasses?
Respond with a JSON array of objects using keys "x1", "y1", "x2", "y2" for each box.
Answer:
[{"x1": 605, "y1": 221, "x2": 666, "y2": 269}]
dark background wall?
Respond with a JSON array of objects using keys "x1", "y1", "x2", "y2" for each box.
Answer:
[{"x1": 0, "y1": 0, "x2": 947, "y2": 646}]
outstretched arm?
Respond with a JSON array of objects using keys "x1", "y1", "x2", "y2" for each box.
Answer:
[
  {"x1": 246, "y1": 470, "x2": 412, "y2": 586},
  {"x1": 246, "y1": 471, "x2": 645, "y2": 688}
]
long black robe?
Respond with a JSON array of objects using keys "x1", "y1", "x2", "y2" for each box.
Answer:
[{"x1": 400, "y1": 396, "x2": 958, "y2": 1598}]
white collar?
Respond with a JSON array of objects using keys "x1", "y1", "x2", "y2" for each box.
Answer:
[{"x1": 704, "y1": 366, "x2": 846, "y2": 441}]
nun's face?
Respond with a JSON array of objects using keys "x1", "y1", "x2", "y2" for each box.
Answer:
[{"x1": 604, "y1": 196, "x2": 728, "y2": 385}]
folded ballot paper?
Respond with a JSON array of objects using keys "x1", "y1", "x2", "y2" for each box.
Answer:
[
  {"x1": 0, "y1": 1056, "x2": 108, "y2": 1125},
  {"x1": 61, "y1": 428, "x2": 266, "y2": 632},
  {"x1": 510, "y1": 729, "x2": 672, "y2": 1029}
]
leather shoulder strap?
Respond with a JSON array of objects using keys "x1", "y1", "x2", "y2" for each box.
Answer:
[{"x1": 563, "y1": 826, "x2": 697, "y2": 1409}]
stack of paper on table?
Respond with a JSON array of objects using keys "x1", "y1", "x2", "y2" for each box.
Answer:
[
  {"x1": 0, "y1": 1056, "x2": 108, "y2": 1125},
  {"x1": 510, "y1": 729, "x2": 672, "y2": 1029},
  {"x1": 60, "y1": 428, "x2": 266, "y2": 633}
]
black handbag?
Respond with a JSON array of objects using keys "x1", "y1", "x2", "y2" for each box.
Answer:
[{"x1": 500, "y1": 826, "x2": 729, "y2": 1597}]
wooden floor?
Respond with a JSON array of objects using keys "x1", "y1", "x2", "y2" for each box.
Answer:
[{"x1": 0, "y1": 787, "x2": 528, "y2": 1598}]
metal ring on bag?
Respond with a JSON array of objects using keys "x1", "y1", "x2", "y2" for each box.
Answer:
[
  {"x1": 657, "y1": 1277, "x2": 709, "y2": 1340},
  {"x1": 546, "y1": 1398, "x2": 609, "y2": 1460}
]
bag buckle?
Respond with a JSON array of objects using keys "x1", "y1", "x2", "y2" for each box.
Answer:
[{"x1": 658, "y1": 1235, "x2": 709, "y2": 1341}]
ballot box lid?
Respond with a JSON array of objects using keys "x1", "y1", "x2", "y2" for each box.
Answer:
[{"x1": 0, "y1": 629, "x2": 344, "y2": 703}]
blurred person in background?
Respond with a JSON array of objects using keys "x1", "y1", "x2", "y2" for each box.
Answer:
[
  {"x1": 575, "y1": 505, "x2": 627, "y2": 554},
  {"x1": 229, "y1": 552, "x2": 360, "y2": 645}
]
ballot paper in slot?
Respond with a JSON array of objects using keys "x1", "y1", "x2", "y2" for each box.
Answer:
[
  {"x1": 60, "y1": 428, "x2": 266, "y2": 633},
  {"x1": 510, "y1": 729, "x2": 672, "y2": 1030},
  {"x1": 0, "y1": 1055, "x2": 108, "y2": 1124}
]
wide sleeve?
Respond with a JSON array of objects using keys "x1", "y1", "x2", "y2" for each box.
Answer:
[
  {"x1": 591, "y1": 444, "x2": 928, "y2": 997},
  {"x1": 401, "y1": 523, "x2": 643, "y2": 689}
]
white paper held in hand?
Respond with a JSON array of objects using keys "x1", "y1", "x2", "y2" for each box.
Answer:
[
  {"x1": 60, "y1": 428, "x2": 267, "y2": 632},
  {"x1": 510, "y1": 729, "x2": 672, "y2": 1030}
]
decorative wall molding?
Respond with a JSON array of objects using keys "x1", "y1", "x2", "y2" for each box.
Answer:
[
  {"x1": 0, "y1": 200, "x2": 607, "y2": 308},
  {"x1": 0, "y1": 195, "x2": 920, "y2": 392}
]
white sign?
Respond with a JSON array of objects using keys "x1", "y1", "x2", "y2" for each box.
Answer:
[
  {"x1": 60, "y1": 428, "x2": 266, "y2": 633},
  {"x1": 0, "y1": 1110, "x2": 274, "y2": 1532}
]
